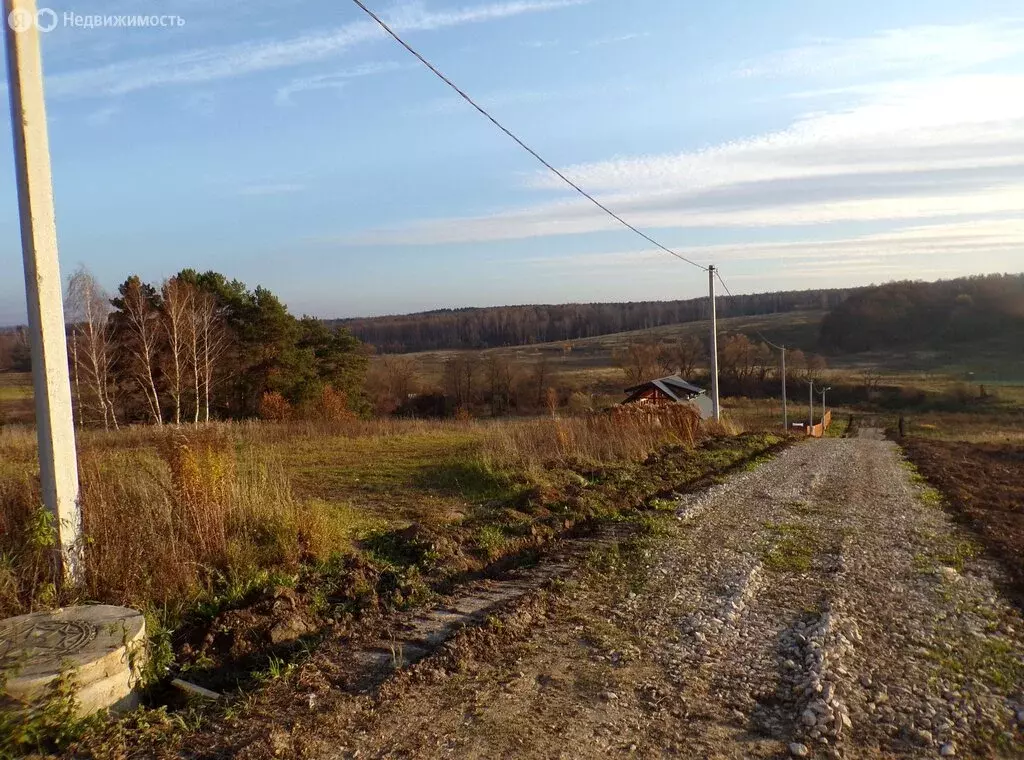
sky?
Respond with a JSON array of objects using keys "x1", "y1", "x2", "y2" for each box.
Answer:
[{"x1": 0, "y1": 0, "x2": 1022, "y2": 324}]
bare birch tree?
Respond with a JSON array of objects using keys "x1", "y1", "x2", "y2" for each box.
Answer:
[
  {"x1": 187, "y1": 296, "x2": 201, "y2": 425},
  {"x1": 195, "y1": 291, "x2": 228, "y2": 423},
  {"x1": 161, "y1": 277, "x2": 192, "y2": 426},
  {"x1": 65, "y1": 267, "x2": 119, "y2": 430},
  {"x1": 118, "y1": 276, "x2": 163, "y2": 426},
  {"x1": 70, "y1": 331, "x2": 83, "y2": 429}
]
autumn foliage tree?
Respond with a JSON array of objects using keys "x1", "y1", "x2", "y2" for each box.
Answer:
[{"x1": 63, "y1": 266, "x2": 368, "y2": 427}]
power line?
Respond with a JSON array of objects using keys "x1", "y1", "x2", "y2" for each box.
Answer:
[
  {"x1": 349, "y1": 0, "x2": 708, "y2": 272},
  {"x1": 714, "y1": 269, "x2": 787, "y2": 350},
  {"x1": 714, "y1": 269, "x2": 734, "y2": 297},
  {"x1": 757, "y1": 332, "x2": 786, "y2": 351}
]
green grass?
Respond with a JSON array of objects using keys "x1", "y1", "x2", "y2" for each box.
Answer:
[
  {"x1": 263, "y1": 426, "x2": 502, "y2": 525},
  {"x1": 0, "y1": 372, "x2": 33, "y2": 424},
  {"x1": 0, "y1": 386, "x2": 30, "y2": 402},
  {"x1": 762, "y1": 522, "x2": 819, "y2": 572},
  {"x1": 923, "y1": 631, "x2": 1024, "y2": 691}
]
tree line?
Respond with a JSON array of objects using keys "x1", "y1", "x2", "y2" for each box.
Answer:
[
  {"x1": 62, "y1": 267, "x2": 367, "y2": 428},
  {"x1": 819, "y1": 273, "x2": 1024, "y2": 353},
  {"x1": 333, "y1": 287, "x2": 857, "y2": 353}
]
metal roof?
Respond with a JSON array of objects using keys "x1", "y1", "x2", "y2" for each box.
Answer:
[{"x1": 624, "y1": 375, "x2": 706, "y2": 401}]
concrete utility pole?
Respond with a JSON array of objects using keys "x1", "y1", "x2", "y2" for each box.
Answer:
[
  {"x1": 780, "y1": 347, "x2": 788, "y2": 430},
  {"x1": 819, "y1": 386, "x2": 831, "y2": 430},
  {"x1": 808, "y1": 379, "x2": 814, "y2": 429},
  {"x1": 708, "y1": 265, "x2": 720, "y2": 421},
  {"x1": 4, "y1": 0, "x2": 83, "y2": 586}
]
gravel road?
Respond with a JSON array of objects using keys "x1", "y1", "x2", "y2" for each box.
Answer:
[{"x1": 275, "y1": 433, "x2": 1024, "y2": 759}]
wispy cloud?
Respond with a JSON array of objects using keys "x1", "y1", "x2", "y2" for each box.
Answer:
[
  {"x1": 342, "y1": 62, "x2": 1024, "y2": 247},
  {"x1": 518, "y1": 218, "x2": 1024, "y2": 272},
  {"x1": 497, "y1": 216, "x2": 1024, "y2": 296},
  {"x1": 238, "y1": 183, "x2": 305, "y2": 196},
  {"x1": 735, "y1": 19, "x2": 1024, "y2": 80},
  {"x1": 419, "y1": 79, "x2": 636, "y2": 115},
  {"x1": 275, "y1": 61, "x2": 403, "y2": 106},
  {"x1": 587, "y1": 32, "x2": 649, "y2": 47},
  {"x1": 84, "y1": 104, "x2": 120, "y2": 126},
  {"x1": 520, "y1": 38, "x2": 560, "y2": 49},
  {"x1": 181, "y1": 90, "x2": 217, "y2": 116},
  {"x1": 44, "y1": 0, "x2": 589, "y2": 99}
]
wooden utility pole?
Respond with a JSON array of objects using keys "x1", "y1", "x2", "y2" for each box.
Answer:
[
  {"x1": 4, "y1": 0, "x2": 83, "y2": 585},
  {"x1": 708, "y1": 265, "x2": 720, "y2": 421}
]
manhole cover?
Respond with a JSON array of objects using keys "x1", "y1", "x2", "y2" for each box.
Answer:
[{"x1": 1, "y1": 604, "x2": 146, "y2": 712}]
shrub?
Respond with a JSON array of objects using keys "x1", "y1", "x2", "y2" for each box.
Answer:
[
  {"x1": 259, "y1": 391, "x2": 292, "y2": 421},
  {"x1": 315, "y1": 386, "x2": 356, "y2": 423}
]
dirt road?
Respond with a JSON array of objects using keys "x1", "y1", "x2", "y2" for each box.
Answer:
[{"x1": 244, "y1": 433, "x2": 1024, "y2": 759}]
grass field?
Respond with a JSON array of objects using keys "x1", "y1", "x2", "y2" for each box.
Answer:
[
  {"x1": 396, "y1": 311, "x2": 826, "y2": 400},
  {"x1": 383, "y1": 309, "x2": 1024, "y2": 408},
  {"x1": 0, "y1": 372, "x2": 32, "y2": 425},
  {"x1": 0, "y1": 406, "x2": 785, "y2": 729}
]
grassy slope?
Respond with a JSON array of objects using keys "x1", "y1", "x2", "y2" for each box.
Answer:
[
  {"x1": 0, "y1": 372, "x2": 32, "y2": 424},
  {"x1": 387, "y1": 308, "x2": 1024, "y2": 394}
]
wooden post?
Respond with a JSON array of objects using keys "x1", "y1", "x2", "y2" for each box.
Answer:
[{"x1": 4, "y1": 0, "x2": 83, "y2": 586}]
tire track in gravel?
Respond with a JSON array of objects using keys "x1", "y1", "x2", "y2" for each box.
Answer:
[{"x1": 640, "y1": 437, "x2": 858, "y2": 759}]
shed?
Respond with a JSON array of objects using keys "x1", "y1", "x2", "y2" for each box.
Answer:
[{"x1": 621, "y1": 375, "x2": 714, "y2": 419}]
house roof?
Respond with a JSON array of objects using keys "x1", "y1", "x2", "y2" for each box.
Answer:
[{"x1": 624, "y1": 375, "x2": 706, "y2": 402}]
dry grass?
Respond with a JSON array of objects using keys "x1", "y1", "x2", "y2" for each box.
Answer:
[
  {"x1": 722, "y1": 397, "x2": 795, "y2": 433},
  {"x1": 478, "y1": 406, "x2": 701, "y2": 473},
  {"x1": 886, "y1": 409, "x2": 1024, "y2": 444},
  {"x1": 0, "y1": 425, "x2": 358, "y2": 618},
  {"x1": 0, "y1": 406, "x2": 711, "y2": 618}
]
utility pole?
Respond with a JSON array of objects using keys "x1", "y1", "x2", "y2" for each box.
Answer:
[
  {"x1": 708, "y1": 264, "x2": 720, "y2": 421},
  {"x1": 780, "y1": 346, "x2": 788, "y2": 430},
  {"x1": 819, "y1": 386, "x2": 831, "y2": 431},
  {"x1": 808, "y1": 379, "x2": 814, "y2": 429},
  {"x1": 4, "y1": 0, "x2": 83, "y2": 586}
]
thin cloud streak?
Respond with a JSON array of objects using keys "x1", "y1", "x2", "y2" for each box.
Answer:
[
  {"x1": 515, "y1": 218, "x2": 1024, "y2": 272},
  {"x1": 43, "y1": 0, "x2": 590, "y2": 99},
  {"x1": 238, "y1": 183, "x2": 306, "y2": 196},
  {"x1": 735, "y1": 19, "x2": 1024, "y2": 80},
  {"x1": 340, "y1": 60, "x2": 1024, "y2": 246},
  {"x1": 274, "y1": 61, "x2": 403, "y2": 106}
]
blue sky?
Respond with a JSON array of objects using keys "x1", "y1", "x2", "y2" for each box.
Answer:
[{"x1": 1, "y1": 0, "x2": 1023, "y2": 323}]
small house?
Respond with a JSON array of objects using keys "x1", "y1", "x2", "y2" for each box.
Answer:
[{"x1": 621, "y1": 375, "x2": 714, "y2": 419}]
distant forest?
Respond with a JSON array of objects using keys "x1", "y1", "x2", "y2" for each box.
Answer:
[
  {"x1": 334, "y1": 287, "x2": 859, "y2": 353},
  {"x1": 819, "y1": 273, "x2": 1024, "y2": 353}
]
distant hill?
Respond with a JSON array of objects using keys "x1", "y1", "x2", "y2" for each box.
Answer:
[
  {"x1": 331, "y1": 287, "x2": 860, "y2": 353},
  {"x1": 819, "y1": 273, "x2": 1024, "y2": 354}
]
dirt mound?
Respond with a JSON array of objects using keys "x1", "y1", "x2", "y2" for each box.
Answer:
[{"x1": 176, "y1": 586, "x2": 323, "y2": 688}]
